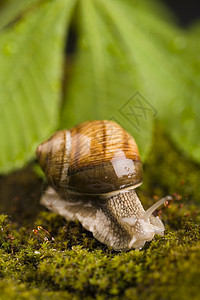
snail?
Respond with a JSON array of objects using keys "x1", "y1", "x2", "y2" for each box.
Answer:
[{"x1": 36, "y1": 120, "x2": 171, "y2": 251}]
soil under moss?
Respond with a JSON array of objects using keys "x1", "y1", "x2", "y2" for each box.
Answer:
[{"x1": 0, "y1": 126, "x2": 200, "y2": 300}]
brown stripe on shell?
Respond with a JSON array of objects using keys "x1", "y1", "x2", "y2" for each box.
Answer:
[
  {"x1": 73, "y1": 124, "x2": 81, "y2": 173},
  {"x1": 59, "y1": 129, "x2": 66, "y2": 183},
  {"x1": 102, "y1": 120, "x2": 107, "y2": 155},
  {"x1": 47, "y1": 140, "x2": 54, "y2": 185},
  {"x1": 69, "y1": 120, "x2": 103, "y2": 173},
  {"x1": 41, "y1": 131, "x2": 66, "y2": 189},
  {"x1": 69, "y1": 120, "x2": 141, "y2": 174},
  {"x1": 120, "y1": 129, "x2": 141, "y2": 161},
  {"x1": 123, "y1": 130, "x2": 129, "y2": 151}
]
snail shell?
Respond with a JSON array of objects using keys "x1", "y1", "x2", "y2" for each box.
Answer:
[
  {"x1": 36, "y1": 120, "x2": 143, "y2": 195},
  {"x1": 37, "y1": 120, "x2": 170, "y2": 251}
]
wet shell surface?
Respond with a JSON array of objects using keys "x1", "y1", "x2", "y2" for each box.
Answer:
[{"x1": 36, "y1": 120, "x2": 143, "y2": 195}]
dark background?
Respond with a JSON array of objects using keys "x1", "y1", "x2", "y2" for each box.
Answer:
[{"x1": 163, "y1": 0, "x2": 200, "y2": 26}]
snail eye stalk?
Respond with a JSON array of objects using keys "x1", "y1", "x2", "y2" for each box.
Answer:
[{"x1": 142, "y1": 195, "x2": 173, "y2": 221}]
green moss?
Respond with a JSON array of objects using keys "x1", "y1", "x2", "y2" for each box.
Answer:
[
  {"x1": 1, "y1": 206, "x2": 200, "y2": 299},
  {"x1": 1, "y1": 127, "x2": 200, "y2": 299}
]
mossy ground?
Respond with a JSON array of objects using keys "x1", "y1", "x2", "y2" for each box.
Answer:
[{"x1": 1, "y1": 126, "x2": 200, "y2": 300}]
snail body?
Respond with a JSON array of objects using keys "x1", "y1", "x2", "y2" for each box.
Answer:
[{"x1": 37, "y1": 120, "x2": 170, "y2": 251}]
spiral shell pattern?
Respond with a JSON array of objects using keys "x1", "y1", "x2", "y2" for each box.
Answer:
[{"x1": 36, "y1": 120, "x2": 142, "y2": 194}]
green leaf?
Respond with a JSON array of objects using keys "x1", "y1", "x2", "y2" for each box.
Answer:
[
  {"x1": 62, "y1": 0, "x2": 200, "y2": 163},
  {"x1": 0, "y1": 0, "x2": 76, "y2": 173},
  {"x1": 0, "y1": 0, "x2": 41, "y2": 31},
  {"x1": 161, "y1": 24, "x2": 200, "y2": 162},
  {"x1": 61, "y1": 0, "x2": 158, "y2": 160},
  {"x1": 96, "y1": 0, "x2": 200, "y2": 163},
  {"x1": 1, "y1": 0, "x2": 199, "y2": 173}
]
